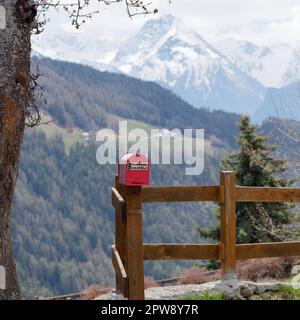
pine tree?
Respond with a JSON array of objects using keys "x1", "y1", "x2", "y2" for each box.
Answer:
[{"x1": 200, "y1": 115, "x2": 296, "y2": 244}]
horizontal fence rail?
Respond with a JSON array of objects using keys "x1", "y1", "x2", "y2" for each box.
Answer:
[
  {"x1": 236, "y1": 242, "x2": 300, "y2": 260},
  {"x1": 111, "y1": 171, "x2": 300, "y2": 300},
  {"x1": 143, "y1": 244, "x2": 220, "y2": 260},
  {"x1": 141, "y1": 186, "x2": 220, "y2": 203},
  {"x1": 236, "y1": 186, "x2": 300, "y2": 202}
]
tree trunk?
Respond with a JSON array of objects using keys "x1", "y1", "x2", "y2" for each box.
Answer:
[{"x1": 0, "y1": 0, "x2": 33, "y2": 300}]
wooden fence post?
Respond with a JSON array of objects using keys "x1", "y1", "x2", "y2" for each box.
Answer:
[
  {"x1": 220, "y1": 171, "x2": 237, "y2": 281},
  {"x1": 124, "y1": 185, "x2": 145, "y2": 300}
]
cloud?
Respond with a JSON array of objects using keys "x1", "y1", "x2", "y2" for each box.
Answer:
[
  {"x1": 36, "y1": 0, "x2": 300, "y2": 48},
  {"x1": 225, "y1": 3, "x2": 300, "y2": 48}
]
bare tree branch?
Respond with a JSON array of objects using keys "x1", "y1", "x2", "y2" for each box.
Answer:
[
  {"x1": 34, "y1": 0, "x2": 158, "y2": 29},
  {"x1": 246, "y1": 203, "x2": 295, "y2": 242}
]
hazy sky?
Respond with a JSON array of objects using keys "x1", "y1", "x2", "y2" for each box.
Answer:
[{"x1": 40, "y1": 0, "x2": 300, "y2": 48}]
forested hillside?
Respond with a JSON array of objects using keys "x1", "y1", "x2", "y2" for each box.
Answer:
[
  {"x1": 13, "y1": 131, "x2": 220, "y2": 298},
  {"x1": 33, "y1": 57, "x2": 239, "y2": 146},
  {"x1": 11, "y1": 58, "x2": 299, "y2": 298},
  {"x1": 13, "y1": 58, "x2": 238, "y2": 298}
]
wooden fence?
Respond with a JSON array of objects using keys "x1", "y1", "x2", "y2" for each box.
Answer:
[{"x1": 111, "y1": 171, "x2": 300, "y2": 300}]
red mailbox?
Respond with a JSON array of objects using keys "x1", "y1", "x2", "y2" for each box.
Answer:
[{"x1": 118, "y1": 153, "x2": 150, "y2": 186}]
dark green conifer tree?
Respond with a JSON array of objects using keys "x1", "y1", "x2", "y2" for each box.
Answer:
[{"x1": 200, "y1": 115, "x2": 296, "y2": 244}]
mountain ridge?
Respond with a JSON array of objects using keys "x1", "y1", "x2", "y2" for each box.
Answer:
[
  {"x1": 214, "y1": 39, "x2": 300, "y2": 88},
  {"x1": 112, "y1": 15, "x2": 266, "y2": 114},
  {"x1": 34, "y1": 56, "x2": 240, "y2": 147},
  {"x1": 32, "y1": 14, "x2": 300, "y2": 119}
]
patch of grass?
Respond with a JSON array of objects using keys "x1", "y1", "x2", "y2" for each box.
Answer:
[
  {"x1": 127, "y1": 119, "x2": 153, "y2": 134},
  {"x1": 36, "y1": 123, "x2": 86, "y2": 151},
  {"x1": 182, "y1": 290, "x2": 223, "y2": 300},
  {"x1": 125, "y1": 121, "x2": 213, "y2": 158},
  {"x1": 277, "y1": 285, "x2": 300, "y2": 300}
]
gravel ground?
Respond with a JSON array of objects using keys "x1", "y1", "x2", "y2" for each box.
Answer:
[{"x1": 95, "y1": 281, "x2": 300, "y2": 300}]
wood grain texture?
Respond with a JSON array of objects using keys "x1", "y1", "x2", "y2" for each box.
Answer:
[
  {"x1": 143, "y1": 244, "x2": 219, "y2": 260},
  {"x1": 237, "y1": 241, "x2": 300, "y2": 259},
  {"x1": 141, "y1": 185, "x2": 220, "y2": 203},
  {"x1": 113, "y1": 176, "x2": 126, "y2": 294},
  {"x1": 112, "y1": 245, "x2": 128, "y2": 279},
  {"x1": 220, "y1": 171, "x2": 237, "y2": 280},
  {"x1": 112, "y1": 172, "x2": 300, "y2": 300},
  {"x1": 112, "y1": 245, "x2": 128, "y2": 296},
  {"x1": 112, "y1": 187, "x2": 125, "y2": 210},
  {"x1": 124, "y1": 186, "x2": 145, "y2": 300},
  {"x1": 236, "y1": 187, "x2": 300, "y2": 203}
]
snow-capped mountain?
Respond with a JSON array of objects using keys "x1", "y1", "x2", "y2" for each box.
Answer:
[
  {"x1": 253, "y1": 81, "x2": 300, "y2": 123},
  {"x1": 112, "y1": 15, "x2": 265, "y2": 114},
  {"x1": 215, "y1": 39, "x2": 300, "y2": 88},
  {"x1": 31, "y1": 14, "x2": 300, "y2": 119},
  {"x1": 32, "y1": 31, "x2": 120, "y2": 73}
]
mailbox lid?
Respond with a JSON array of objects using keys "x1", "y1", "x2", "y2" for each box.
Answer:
[{"x1": 119, "y1": 152, "x2": 148, "y2": 163}]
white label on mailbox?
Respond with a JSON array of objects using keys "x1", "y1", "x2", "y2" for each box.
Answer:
[
  {"x1": 128, "y1": 163, "x2": 148, "y2": 171},
  {"x1": 0, "y1": 6, "x2": 6, "y2": 30},
  {"x1": 0, "y1": 265, "x2": 5, "y2": 290}
]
